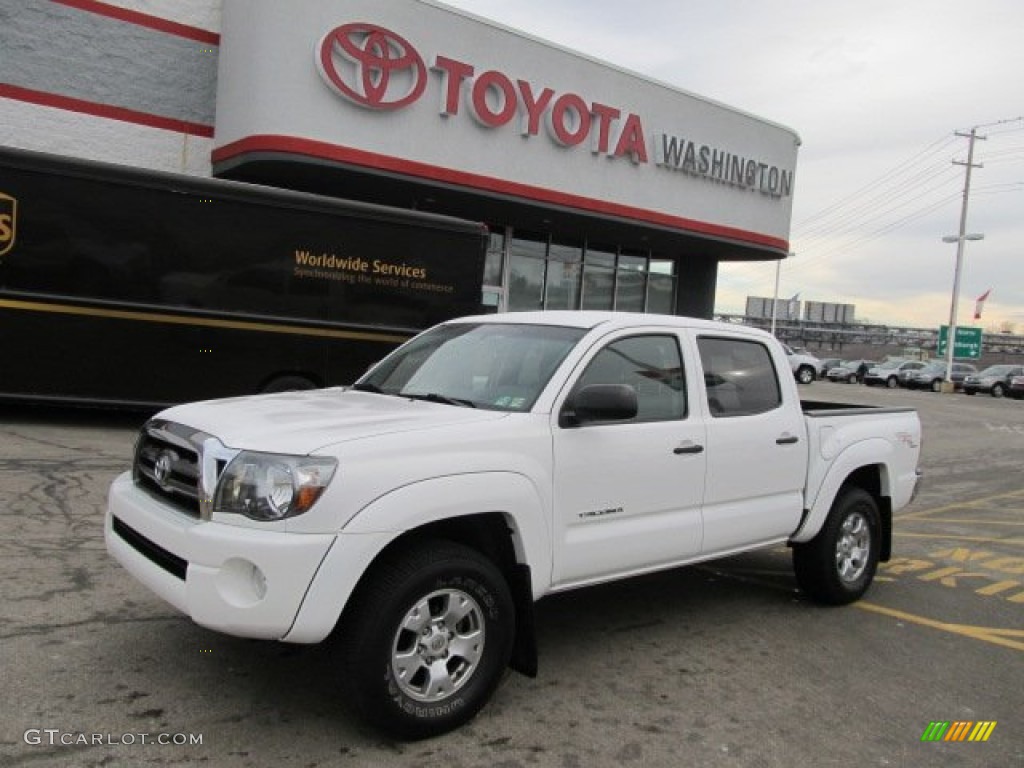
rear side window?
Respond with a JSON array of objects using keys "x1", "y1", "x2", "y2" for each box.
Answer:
[{"x1": 698, "y1": 337, "x2": 782, "y2": 417}]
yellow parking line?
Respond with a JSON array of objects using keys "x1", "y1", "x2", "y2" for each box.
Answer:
[
  {"x1": 856, "y1": 602, "x2": 1024, "y2": 652},
  {"x1": 892, "y1": 532, "x2": 1024, "y2": 545},
  {"x1": 900, "y1": 489, "x2": 1024, "y2": 521},
  {"x1": 900, "y1": 519, "x2": 1024, "y2": 527}
]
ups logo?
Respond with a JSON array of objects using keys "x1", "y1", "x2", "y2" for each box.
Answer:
[{"x1": 0, "y1": 192, "x2": 15, "y2": 257}]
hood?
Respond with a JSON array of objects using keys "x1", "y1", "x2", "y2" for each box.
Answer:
[{"x1": 156, "y1": 388, "x2": 509, "y2": 455}]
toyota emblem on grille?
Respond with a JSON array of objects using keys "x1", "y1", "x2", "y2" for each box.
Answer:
[{"x1": 153, "y1": 449, "x2": 178, "y2": 489}]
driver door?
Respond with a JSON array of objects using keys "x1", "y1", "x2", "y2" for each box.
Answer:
[{"x1": 551, "y1": 331, "x2": 706, "y2": 587}]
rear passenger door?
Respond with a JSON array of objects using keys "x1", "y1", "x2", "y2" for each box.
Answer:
[
  {"x1": 694, "y1": 334, "x2": 805, "y2": 554},
  {"x1": 551, "y1": 331, "x2": 705, "y2": 587}
]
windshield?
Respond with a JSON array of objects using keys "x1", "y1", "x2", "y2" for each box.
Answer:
[
  {"x1": 980, "y1": 365, "x2": 1015, "y2": 376},
  {"x1": 356, "y1": 322, "x2": 586, "y2": 411},
  {"x1": 878, "y1": 360, "x2": 901, "y2": 370}
]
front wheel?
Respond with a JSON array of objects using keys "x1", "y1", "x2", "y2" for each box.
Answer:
[
  {"x1": 797, "y1": 366, "x2": 815, "y2": 385},
  {"x1": 886, "y1": 376, "x2": 898, "y2": 389},
  {"x1": 793, "y1": 487, "x2": 880, "y2": 605},
  {"x1": 992, "y1": 383, "x2": 1005, "y2": 398},
  {"x1": 337, "y1": 540, "x2": 515, "y2": 740},
  {"x1": 930, "y1": 378, "x2": 942, "y2": 393}
]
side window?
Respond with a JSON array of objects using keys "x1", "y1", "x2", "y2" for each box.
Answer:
[
  {"x1": 572, "y1": 335, "x2": 686, "y2": 422},
  {"x1": 698, "y1": 337, "x2": 782, "y2": 417}
]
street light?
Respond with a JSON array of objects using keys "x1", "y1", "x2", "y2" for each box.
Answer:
[
  {"x1": 770, "y1": 252, "x2": 795, "y2": 337},
  {"x1": 941, "y1": 232, "x2": 984, "y2": 386}
]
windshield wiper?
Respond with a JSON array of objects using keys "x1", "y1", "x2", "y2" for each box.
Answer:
[{"x1": 403, "y1": 392, "x2": 477, "y2": 408}]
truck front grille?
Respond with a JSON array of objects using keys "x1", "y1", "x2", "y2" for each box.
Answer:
[
  {"x1": 135, "y1": 431, "x2": 202, "y2": 518},
  {"x1": 132, "y1": 421, "x2": 237, "y2": 521}
]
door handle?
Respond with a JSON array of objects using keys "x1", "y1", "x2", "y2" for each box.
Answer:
[
  {"x1": 776, "y1": 435, "x2": 799, "y2": 445},
  {"x1": 674, "y1": 443, "x2": 705, "y2": 455}
]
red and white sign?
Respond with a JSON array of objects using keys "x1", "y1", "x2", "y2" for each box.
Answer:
[{"x1": 215, "y1": 0, "x2": 799, "y2": 251}]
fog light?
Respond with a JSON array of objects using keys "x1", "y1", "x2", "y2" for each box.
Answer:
[{"x1": 216, "y1": 558, "x2": 268, "y2": 608}]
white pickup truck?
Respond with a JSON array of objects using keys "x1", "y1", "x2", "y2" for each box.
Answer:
[{"x1": 106, "y1": 312, "x2": 921, "y2": 739}]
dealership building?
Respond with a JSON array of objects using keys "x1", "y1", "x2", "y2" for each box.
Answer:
[{"x1": 1, "y1": 0, "x2": 800, "y2": 318}]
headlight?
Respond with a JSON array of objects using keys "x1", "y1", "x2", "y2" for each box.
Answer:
[{"x1": 214, "y1": 452, "x2": 337, "y2": 521}]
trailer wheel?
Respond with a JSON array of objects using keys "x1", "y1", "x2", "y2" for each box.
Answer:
[
  {"x1": 793, "y1": 487, "x2": 880, "y2": 605},
  {"x1": 338, "y1": 540, "x2": 514, "y2": 740}
]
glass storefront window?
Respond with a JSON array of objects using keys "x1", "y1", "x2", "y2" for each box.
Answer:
[
  {"x1": 647, "y1": 259, "x2": 676, "y2": 315},
  {"x1": 483, "y1": 230, "x2": 505, "y2": 286},
  {"x1": 507, "y1": 232, "x2": 548, "y2": 311},
  {"x1": 615, "y1": 252, "x2": 647, "y2": 312},
  {"x1": 544, "y1": 239, "x2": 582, "y2": 310},
  {"x1": 581, "y1": 245, "x2": 615, "y2": 310},
  {"x1": 486, "y1": 229, "x2": 677, "y2": 316}
]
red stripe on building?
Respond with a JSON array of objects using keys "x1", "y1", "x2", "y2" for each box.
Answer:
[
  {"x1": 50, "y1": 0, "x2": 220, "y2": 45},
  {"x1": 0, "y1": 84, "x2": 215, "y2": 137},
  {"x1": 213, "y1": 135, "x2": 790, "y2": 253}
]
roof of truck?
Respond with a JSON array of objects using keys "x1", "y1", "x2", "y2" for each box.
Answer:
[{"x1": 449, "y1": 311, "x2": 773, "y2": 338}]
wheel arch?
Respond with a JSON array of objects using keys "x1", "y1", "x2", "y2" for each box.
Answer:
[
  {"x1": 792, "y1": 445, "x2": 893, "y2": 561},
  {"x1": 288, "y1": 472, "x2": 548, "y2": 675},
  {"x1": 350, "y1": 513, "x2": 539, "y2": 677}
]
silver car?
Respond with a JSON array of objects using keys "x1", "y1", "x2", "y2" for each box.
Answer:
[
  {"x1": 962, "y1": 365, "x2": 1024, "y2": 398},
  {"x1": 864, "y1": 360, "x2": 926, "y2": 389}
]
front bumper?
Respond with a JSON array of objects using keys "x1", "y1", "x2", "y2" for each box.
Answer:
[{"x1": 106, "y1": 472, "x2": 336, "y2": 640}]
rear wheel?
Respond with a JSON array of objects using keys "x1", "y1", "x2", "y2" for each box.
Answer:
[
  {"x1": 338, "y1": 540, "x2": 514, "y2": 740},
  {"x1": 793, "y1": 487, "x2": 880, "y2": 605}
]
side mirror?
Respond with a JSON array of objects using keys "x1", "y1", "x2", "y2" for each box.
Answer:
[{"x1": 561, "y1": 384, "x2": 638, "y2": 427}]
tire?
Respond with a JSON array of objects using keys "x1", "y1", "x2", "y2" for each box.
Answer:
[
  {"x1": 797, "y1": 366, "x2": 815, "y2": 385},
  {"x1": 886, "y1": 376, "x2": 898, "y2": 389},
  {"x1": 991, "y1": 383, "x2": 1005, "y2": 398},
  {"x1": 847, "y1": 373, "x2": 857, "y2": 384},
  {"x1": 964, "y1": 389, "x2": 976, "y2": 396},
  {"x1": 338, "y1": 540, "x2": 515, "y2": 740},
  {"x1": 793, "y1": 487, "x2": 880, "y2": 605},
  {"x1": 930, "y1": 378, "x2": 942, "y2": 393}
]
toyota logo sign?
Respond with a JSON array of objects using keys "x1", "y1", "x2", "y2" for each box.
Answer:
[{"x1": 317, "y1": 23, "x2": 426, "y2": 110}]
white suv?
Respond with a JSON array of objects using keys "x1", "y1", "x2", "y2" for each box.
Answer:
[{"x1": 782, "y1": 344, "x2": 823, "y2": 384}]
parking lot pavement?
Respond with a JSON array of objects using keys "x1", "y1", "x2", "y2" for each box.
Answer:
[{"x1": 1, "y1": 386, "x2": 1021, "y2": 768}]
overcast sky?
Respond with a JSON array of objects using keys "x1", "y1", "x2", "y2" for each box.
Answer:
[{"x1": 441, "y1": 0, "x2": 1024, "y2": 330}]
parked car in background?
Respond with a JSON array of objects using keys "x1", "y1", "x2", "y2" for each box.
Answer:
[
  {"x1": 820, "y1": 358, "x2": 844, "y2": 374},
  {"x1": 897, "y1": 363, "x2": 929, "y2": 388},
  {"x1": 826, "y1": 363, "x2": 860, "y2": 383},
  {"x1": 864, "y1": 360, "x2": 927, "y2": 389},
  {"x1": 962, "y1": 365, "x2": 1024, "y2": 398},
  {"x1": 907, "y1": 361, "x2": 978, "y2": 392},
  {"x1": 827, "y1": 359, "x2": 876, "y2": 384},
  {"x1": 1008, "y1": 375, "x2": 1024, "y2": 400},
  {"x1": 782, "y1": 343, "x2": 823, "y2": 384}
]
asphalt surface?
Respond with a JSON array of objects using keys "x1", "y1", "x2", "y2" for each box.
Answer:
[{"x1": 0, "y1": 382, "x2": 1021, "y2": 767}]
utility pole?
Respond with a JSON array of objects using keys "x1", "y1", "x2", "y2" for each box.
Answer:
[{"x1": 942, "y1": 127, "x2": 985, "y2": 389}]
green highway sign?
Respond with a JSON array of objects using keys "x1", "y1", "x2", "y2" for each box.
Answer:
[{"x1": 937, "y1": 325, "x2": 983, "y2": 359}]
